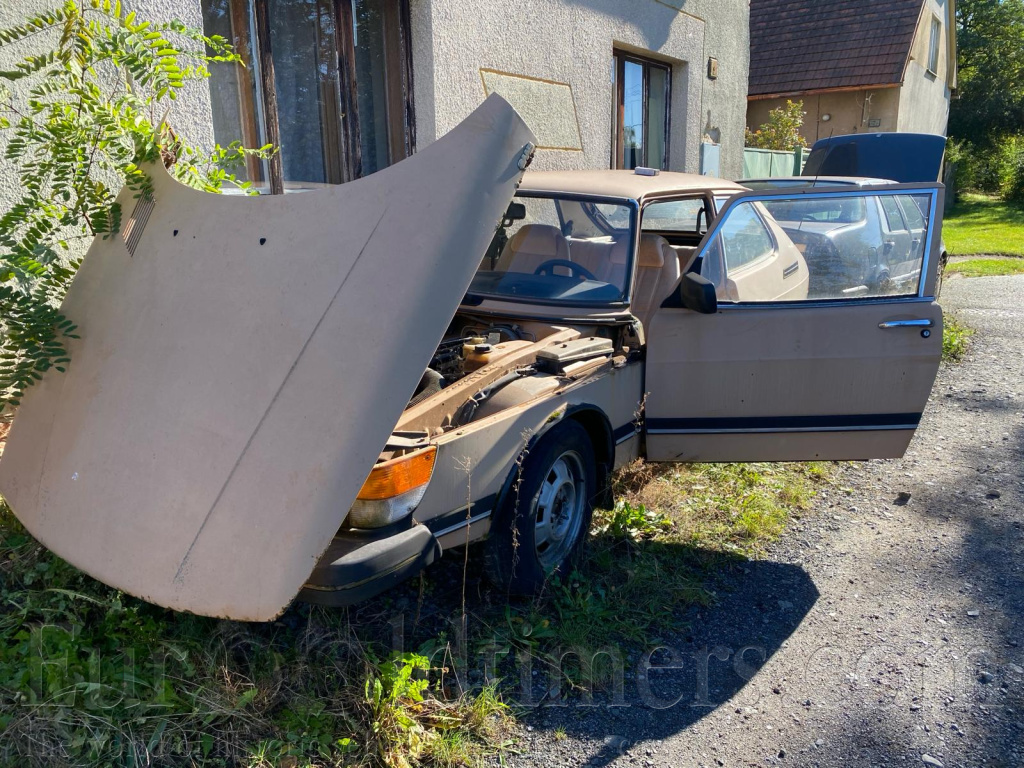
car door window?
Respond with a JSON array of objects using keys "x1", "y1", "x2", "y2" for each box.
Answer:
[{"x1": 708, "y1": 191, "x2": 934, "y2": 302}]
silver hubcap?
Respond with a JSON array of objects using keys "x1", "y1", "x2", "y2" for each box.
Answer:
[{"x1": 532, "y1": 450, "x2": 586, "y2": 571}]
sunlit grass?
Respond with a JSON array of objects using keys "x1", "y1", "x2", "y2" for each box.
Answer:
[
  {"x1": 947, "y1": 257, "x2": 1024, "y2": 277},
  {"x1": 944, "y1": 193, "x2": 1024, "y2": 255}
]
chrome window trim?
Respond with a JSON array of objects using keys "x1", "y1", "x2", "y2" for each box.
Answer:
[{"x1": 711, "y1": 296, "x2": 936, "y2": 312}]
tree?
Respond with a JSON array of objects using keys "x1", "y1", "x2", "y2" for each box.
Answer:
[
  {"x1": 950, "y1": 0, "x2": 1024, "y2": 143},
  {"x1": 0, "y1": 1, "x2": 270, "y2": 408},
  {"x1": 744, "y1": 100, "x2": 809, "y2": 151}
]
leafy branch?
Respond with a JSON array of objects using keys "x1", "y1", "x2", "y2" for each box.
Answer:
[{"x1": 0, "y1": 0, "x2": 273, "y2": 408}]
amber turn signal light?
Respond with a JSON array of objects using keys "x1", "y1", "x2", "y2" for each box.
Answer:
[{"x1": 356, "y1": 446, "x2": 437, "y2": 501}]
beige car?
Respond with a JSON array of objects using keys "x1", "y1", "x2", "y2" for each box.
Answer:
[{"x1": 0, "y1": 96, "x2": 944, "y2": 621}]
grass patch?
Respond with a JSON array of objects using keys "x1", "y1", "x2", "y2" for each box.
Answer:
[
  {"x1": 946, "y1": 257, "x2": 1024, "y2": 277},
  {"x1": 0, "y1": 499, "x2": 511, "y2": 767},
  {"x1": 0, "y1": 457, "x2": 832, "y2": 759},
  {"x1": 942, "y1": 315, "x2": 975, "y2": 362},
  {"x1": 944, "y1": 193, "x2": 1024, "y2": 256},
  {"x1": 476, "y1": 460, "x2": 832, "y2": 687}
]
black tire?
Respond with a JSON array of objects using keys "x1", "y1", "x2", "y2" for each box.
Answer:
[{"x1": 485, "y1": 420, "x2": 596, "y2": 594}]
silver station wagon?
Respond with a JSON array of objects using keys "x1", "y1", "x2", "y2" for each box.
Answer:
[{"x1": 0, "y1": 96, "x2": 945, "y2": 621}]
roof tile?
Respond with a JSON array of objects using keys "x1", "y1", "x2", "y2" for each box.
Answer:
[{"x1": 749, "y1": 0, "x2": 923, "y2": 96}]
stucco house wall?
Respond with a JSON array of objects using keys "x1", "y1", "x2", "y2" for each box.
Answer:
[
  {"x1": 747, "y1": 87, "x2": 903, "y2": 145},
  {"x1": 897, "y1": 0, "x2": 955, "y2": 135},
  {"x1": 412, "y1": 0, "x2": 748, "y2": 178},
  {"x1": 1, "y1": 0, "x2": 749, "y2": 209}
]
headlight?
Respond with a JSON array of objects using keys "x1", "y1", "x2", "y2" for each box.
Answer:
[{"x1": 347, "y1": 446, "x2": 437, "y2": 528}]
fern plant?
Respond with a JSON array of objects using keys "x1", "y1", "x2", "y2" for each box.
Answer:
[{"x1": 0, "y1": 0, "x2": 271, "y2": 408}]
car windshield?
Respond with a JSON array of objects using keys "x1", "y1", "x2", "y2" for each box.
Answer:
[
  {"x1": 761, "y1": 196, "x2": 866, "y2": 224},
  {"x1": 468, "y1": 194, "x2": 635, "y2": 305}
]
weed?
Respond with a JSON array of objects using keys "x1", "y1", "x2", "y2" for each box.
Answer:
[
  {"x1": 943, "y1": 315, "x2": 975, "y2": 362},
  {"x1": 595, "y1": 500, "x2": 672, "y2": 540}
]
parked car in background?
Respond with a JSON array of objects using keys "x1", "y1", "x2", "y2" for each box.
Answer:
[
  {"x1": 0, "y1": 98, "x2": 948, "y2": 621},
  {"x1": 739, "y1": 172, "x2": 949, "y2": 296}
]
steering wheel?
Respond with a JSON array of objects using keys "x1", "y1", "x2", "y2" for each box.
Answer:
[{"x1": 533, "y1": 259, "x2": 598, "y2": 281}]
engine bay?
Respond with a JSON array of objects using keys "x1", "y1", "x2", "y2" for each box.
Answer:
[{"x1": 399, "y1": 314, "x2": 634, "y2": 437}]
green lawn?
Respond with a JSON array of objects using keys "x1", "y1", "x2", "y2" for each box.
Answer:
[
  {"x1": 947, "y1": 257, "x2": 1024, "y2": 277},
  {"x1": 943, "y1": 193, "x2": 1024, "y2": 256}
]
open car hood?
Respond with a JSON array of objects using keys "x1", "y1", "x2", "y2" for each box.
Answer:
[{"x1": 0, "y1": 94, "x2": 535, "y2": 621}]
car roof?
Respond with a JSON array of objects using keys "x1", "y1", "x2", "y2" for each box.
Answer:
[{"x1": 520, "y1": 169, "x2": 746, "y2": 203}]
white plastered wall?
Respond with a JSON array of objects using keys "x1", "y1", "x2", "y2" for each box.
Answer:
[
  {"x1": 897, "y1": 0, "x2": 952, "y2": 136},
  {"x1": 409, "y1": 0, "x2": 749, "y2": 178}
]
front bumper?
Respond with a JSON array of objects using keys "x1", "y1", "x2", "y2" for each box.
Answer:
[{"x1": 298, "y1": 524, "x2": 440, "y2": 607}]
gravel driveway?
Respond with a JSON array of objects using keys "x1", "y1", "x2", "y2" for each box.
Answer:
[{"x1": 506, "y1": 273, "x2": 1024, "y2": 768}]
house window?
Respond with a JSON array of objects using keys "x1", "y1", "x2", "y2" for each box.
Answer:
[
  {"x1": 612, "y1": 50, "x2": 671, "y2": 171},
  {"x1": 928, "y1": 15, "x2": 941, "y2": 74},
  {"x1": 201, "y1": 0, "x2": 415, "y2": 191}
]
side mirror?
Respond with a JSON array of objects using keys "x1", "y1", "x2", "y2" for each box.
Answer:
[
  {"x1": 679, "y1": 272, "x2": 718, "y2": 314},
  {"x1": 502, "y1": 202, "x2": 527, "y2": 227}
]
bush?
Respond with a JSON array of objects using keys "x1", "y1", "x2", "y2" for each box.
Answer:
[
  {"x1": 948, "y1": 135, "x2": 1024, "y2": 204},
  {"x1": 745, "y1": 100, "x2": 809, "y2": 151},
  {"x1": 999, "y1": 136, "x2": 1024, "y2": 204}
]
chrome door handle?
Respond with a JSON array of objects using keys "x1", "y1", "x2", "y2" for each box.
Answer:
[{"x1": 878, "y1": 318, "x2": 933, "y2": 329}]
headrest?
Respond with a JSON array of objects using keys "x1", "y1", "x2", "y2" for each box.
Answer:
[
  {"x1": 636, "y1": 234, "x2": 669, "y2": 268},
  {"x1": 508, "y1": 224, "x2": 567, "y2": 258},
  {"x1": 606, "y1": 236, "x2": 632, "y2": 266}
]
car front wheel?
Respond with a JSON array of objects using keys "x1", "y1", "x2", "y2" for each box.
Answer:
[{"x1": 485, "y1": 420, "x2": 596, "y2": 594}]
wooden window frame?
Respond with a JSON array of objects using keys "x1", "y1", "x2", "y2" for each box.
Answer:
[
  {"x1": 227, "y1": 0, "x2": 416, "y2": 192},
  {"x1": 927, "y1": 15, "x2": 941, "y2": 75},
  {"x1": 611, "y1": 50, "x2": 672, "y2": 171}
]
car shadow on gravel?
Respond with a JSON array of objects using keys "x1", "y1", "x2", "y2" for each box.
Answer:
[
  {"x1": 357, "y1": 542, "x2": 819, "y2": 766},
  {"x1": 516, "y1": 557, "x2": 819, "y2": 766}
]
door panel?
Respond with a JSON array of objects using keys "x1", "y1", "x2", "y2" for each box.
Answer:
[
  {"x1": 645, "y1": 184, "x2": 943, "y2": 463},
  {"x1": 645, "y1": 300, "x2": 941, "y2": 461}
]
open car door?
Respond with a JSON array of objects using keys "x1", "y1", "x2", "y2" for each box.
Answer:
[{"x1": 645, "y1": 184, "x2": 943, "y2": 462}]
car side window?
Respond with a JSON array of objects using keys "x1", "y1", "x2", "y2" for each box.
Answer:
[
  {"x1": 879, "y1": 196, "x2": 907, "y2": 232},
  {"x1": 897, "y1": 195, "x2": 926, "y2": 230},
  {"x1": 642, "y1": 197, "x2": 708, "y2": 233},
  {"x1": 719, "y1": 203, "x2": 774, "y2": 271},
  {"x1": 701, "y1": 192, "x2": 933, "y2": 303}
]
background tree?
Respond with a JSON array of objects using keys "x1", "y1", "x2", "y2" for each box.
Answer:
[
  {"x1": 949, "y1": 0, "x2": 1024, "y2": 143},
  {"x1": 744, "y1": 100, "x2": 809, "y2": 151},
  {"x1": 0, "y1": 1, "x2": 270, "y2": 408}
]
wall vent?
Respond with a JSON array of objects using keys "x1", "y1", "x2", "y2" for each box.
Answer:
[{"x1": 121, "y1": 195, "x2": 156, "y2": 256}]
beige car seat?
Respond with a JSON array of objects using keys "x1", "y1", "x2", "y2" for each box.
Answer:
[
  {"x1": 628, "y1": 234, "x2": 682, "y2": 332},
  {"x1": 568, "y1": 235, "x2": 631, "y2": 283},
  {"x1": 497, "y1": 224, "x2": 570, "y2": 274}
]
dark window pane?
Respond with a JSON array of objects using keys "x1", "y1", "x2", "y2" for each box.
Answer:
[
  {"x1": 646, "y1": 65, "x2": 668, "y2": 170},
  {"x1": 202, "y1": 0, "x2": 267, "y2": 186},
  {"x1": 622, "y1": 60, "x2": 644, "y2": 170},
  {"x1": 268, "y1": 0, "x2": 343, "y2": 185},
  {"x1": 351, "y1": 0, "x2": 392, "y2": 175}
]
